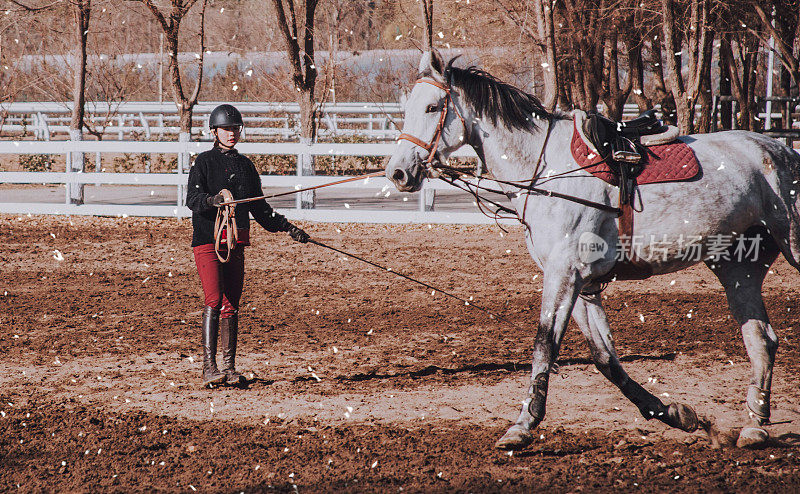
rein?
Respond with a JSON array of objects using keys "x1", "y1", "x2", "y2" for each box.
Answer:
[
  {"x1": 212, "y1": 170, "x2": 384, "y2": 263},
  {"x1": 435, "y1": 164, "x2": 623, "y2": 218},
  {"x1": 219, "y1": 170, "x2": 385, "y2": 206}
]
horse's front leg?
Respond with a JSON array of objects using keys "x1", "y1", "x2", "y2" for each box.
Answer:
[{"x1": 495, "y1": 266, "x2": 581, "y2": 450}]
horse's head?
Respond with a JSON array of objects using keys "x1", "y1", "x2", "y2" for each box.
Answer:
[{"x1": 386, "y1": 51, "x2": 469, "y2": 192}]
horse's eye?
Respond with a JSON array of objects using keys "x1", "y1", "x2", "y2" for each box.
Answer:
[{"x1": 425, "y1": 103, "x2": 439, "y2": 113}]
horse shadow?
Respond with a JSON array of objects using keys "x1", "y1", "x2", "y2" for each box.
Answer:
[{"x1": 771, "y1": 432, "x2": 800, "y2": 448}]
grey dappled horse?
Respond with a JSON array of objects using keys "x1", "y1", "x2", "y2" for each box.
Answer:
[{"x1": 386, "y1": 51, "x2": 800, "y2": 450}]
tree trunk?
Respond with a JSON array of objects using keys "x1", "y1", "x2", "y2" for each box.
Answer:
[
  {"x1": 270, "y1": 0, "x2": 321, "y2": 208},
  {"x1": 69, "y1": 0, "x2": 91, "y2": 205},
  {"x1": 744, "y1": 43, "x2": 759, "y2": 131},
  {"x1": 719, "y1": 48, "x2": 732, "y2": 130},
  {"x1": 720, "y1": 34, "x2": 759, "y2": 131},
  {"x1": 695, "y1": 32, "x2": 714, "y2": 133},
  {"x1": 649, "y1": 36, "x2": 676, "y2": 124},
  {"x1": 660, "y1": 0, "x2": 692, "y2": 133},
  {"x1": 660, "y1": 0, "x2": 714, "y2": 134},
  {"x1": 627, "y1": 37, "x2": 651, "y2": 112},
  {"x1": 297, "y1": 90, "x2": 316, "y2": 208},
  {"x1": 602, "y1": 30, "x2": 632, "y2": 120},
  {"x1": 532, "y1": 0, "x2": 558, "y2": 110}
]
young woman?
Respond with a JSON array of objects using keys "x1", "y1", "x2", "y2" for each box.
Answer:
[{"x1": 186, "y1": 104, "x2": 309, "y2": 387}]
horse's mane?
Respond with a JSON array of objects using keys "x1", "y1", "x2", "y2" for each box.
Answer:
[{"x1": 443, "y1": 58, "x2": 564, "y2": 131}]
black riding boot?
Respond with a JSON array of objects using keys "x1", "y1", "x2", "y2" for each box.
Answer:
[
  {"x1": 220, "y1": 314, "x2": 245, "y2": 385},
  {"x1": 202, "y1": 306, "x2": 227, "y2": 387}
]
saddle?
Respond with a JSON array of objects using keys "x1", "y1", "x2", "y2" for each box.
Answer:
[
  {"x1": 583, "y1": 109, "x2": 676, "y2": 205},
  {"x1": 570, "y1": 110, "x2": 698, "y2": 283}
]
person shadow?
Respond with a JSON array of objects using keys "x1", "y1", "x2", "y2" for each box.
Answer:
[{"x1": 227, "y1": 376, "x2": 274, "y2": 389}]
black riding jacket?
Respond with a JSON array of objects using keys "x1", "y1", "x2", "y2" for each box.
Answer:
[{"x1": 186, "y1": 146, "x2": 292, "y2": 247}]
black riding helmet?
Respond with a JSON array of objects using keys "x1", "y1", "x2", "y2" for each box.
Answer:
[{"x1": 209, "y1": 104, "x2": 244, "y2": 129}]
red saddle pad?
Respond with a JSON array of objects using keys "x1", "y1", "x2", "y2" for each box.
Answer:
[{"x1": 569, "y1": 120, "x2": 701, "y2": 186}]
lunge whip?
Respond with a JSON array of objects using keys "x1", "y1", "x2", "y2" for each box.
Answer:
[{"x1": 307, "y1": 238, "x2": 521, "y2": 330}]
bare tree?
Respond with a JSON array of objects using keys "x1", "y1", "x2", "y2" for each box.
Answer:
[
  {"x1": 621, "y1": 2, "x2": 653, "y2": 113},
  {"x1": 601, "y1": 28, "x2": 633, "y2": 119},
  {"x1": 67, "y1": 0, "x2": 91, "y2": 203},
  {"x1": 493, "y1": 0, "x2": 558, "y2": 109},
  {"x1": 718, "y1": 27, "x2": 760, "y2": 131},
  {"x1": 139, "y1": 0, "x2": 207, "y2": 141},
  {"x1": 659, "y1": 0, "x2": 715, "y2": 133},
  {"x1": 560, "y1": 0, "x2": 608, "y2": 112},
  {"x1": 6, "y1": 0, "x2": 92, "y2": 200},
  {"x1": 750, "y1": 1, "x2": 798, "y2": 88},
  {"x1": 532, "y1": 0, "x2": 558, "y2": 109},
  {"x1": 269, "y1": 0, "x2": 320, "y2": 141},
  {"x1": 0, "y1": 2, "x2": 49, "y2": 124},
  {"x1": 268, "y1": 0, "x2": 320, "y2": 208}
]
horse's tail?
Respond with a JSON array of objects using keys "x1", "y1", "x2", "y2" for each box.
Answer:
[{"x1": 769, "y1": 140, "x2": 800, "y2": 270}]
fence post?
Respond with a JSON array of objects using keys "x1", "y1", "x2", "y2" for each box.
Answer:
[
  {"x1": 177, "y1": 133, "x2": 188, "y2": 208},
  {"x1": 67, "y1": 130, "x2": 85, "y2": 204},
  {"x1": 418, "y1": 184, "x2": 435, "y2": 212},
  {"x1": 296, "y1": 137, "x2": 316, "y2": 209},
  {"x1": 36, "y1": 112, "x2": 51, "y2": 140},
  {"x1": 140, "y1": 112, "x2": 151, "y2": 139}
]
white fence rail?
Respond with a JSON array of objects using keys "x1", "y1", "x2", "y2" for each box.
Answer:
[
  {"x1": 0, "y1": 140, "x2": 513, "y2": 224},
  {"x1": 0, "y1": 101, "x2": 404, "y2": 141},
  {"x1": 1, "y1": 100, "x2": 657, "y2": 141}
]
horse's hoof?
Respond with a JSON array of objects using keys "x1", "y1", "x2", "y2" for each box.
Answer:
[
  {"x1": 667, "y1": 403, "x2": 699, "y2": 432},
  {"x1": 495, "y1": 425, "x2": 534, "y2": 450},
  {"x1": 736, "y1": 427, "x2": 769, "y2": 449}
]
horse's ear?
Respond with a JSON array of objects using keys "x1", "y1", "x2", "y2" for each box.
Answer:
[
  {"x1": 399, "y1": 89, "x2": 408, "y2": 111},
  {"x1": 418, "y1": 50, "x2": 445, "y2": 80}
]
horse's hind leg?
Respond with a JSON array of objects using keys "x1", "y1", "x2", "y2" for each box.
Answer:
[
  {"x1": 706, "y1": 235, "x2": 781, "y2": 426},
  {"x1": 571, "y1": 294, "x2": 701, "y2": 432}
]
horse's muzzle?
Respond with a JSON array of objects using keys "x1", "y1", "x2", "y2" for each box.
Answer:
[{"x1": 386, "y1": 160, "x2": 424, "y2": 192}]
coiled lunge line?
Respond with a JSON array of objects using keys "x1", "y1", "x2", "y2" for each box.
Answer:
[{"x1": 213, "y1": 189, "x2": 238, "y2": 263}]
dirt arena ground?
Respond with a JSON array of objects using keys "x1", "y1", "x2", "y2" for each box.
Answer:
[{"x1": 1, "y1": 214, "x2": 800, "y2": 493}]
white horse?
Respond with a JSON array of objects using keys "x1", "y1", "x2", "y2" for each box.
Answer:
[{"x1": 386, "y1": 51, "x2": 800, "y2": 450}]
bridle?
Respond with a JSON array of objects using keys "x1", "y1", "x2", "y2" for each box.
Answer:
[
  {"x1": 396, "y1": 78, "x2": 620, "y2": 221},
  {"x1": 397, "y1": 78, "x2": 468, "y2": 175}
]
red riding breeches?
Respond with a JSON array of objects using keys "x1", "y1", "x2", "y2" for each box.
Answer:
[{"x1": 193, "y1": 244, "x2": 245, "y2": 318}]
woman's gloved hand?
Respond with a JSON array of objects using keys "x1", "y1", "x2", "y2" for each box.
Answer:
[
  {"x1": 206, "y1": 193, "x2": 225, "y2": 207},
  {"x1": 288, "y1": 225, "x2": 310, "y2": 243}
]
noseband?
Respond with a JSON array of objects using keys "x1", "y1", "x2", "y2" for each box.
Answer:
[{"x1": 397, "y1": 78, "x2": 467, "y2": 174}]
